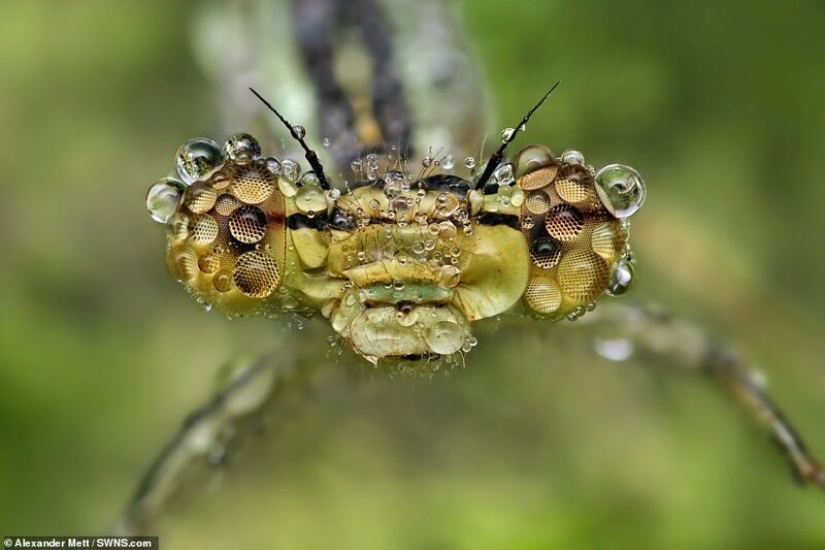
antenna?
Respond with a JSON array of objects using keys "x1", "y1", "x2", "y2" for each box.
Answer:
[
  {"x1": 474, "y1": 81, "x2": 560, "y2": 190},
  {"x1": 249, "y1": 87, "x2": 332, "y2": 191}
]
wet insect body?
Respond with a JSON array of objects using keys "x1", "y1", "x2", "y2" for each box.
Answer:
[{"x1": 147, "y1": 90, "x2": 645, "y2": 365}]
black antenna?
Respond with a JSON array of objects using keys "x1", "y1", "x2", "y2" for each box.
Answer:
[
  {"x1": 474, "y1": 81, "x2": 560, "y2": 190},
  {"x1": 249, "y1": 87, "x2": 332, "y2": 191}
]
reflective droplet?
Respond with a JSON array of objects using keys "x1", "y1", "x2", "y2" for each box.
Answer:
[
  {"x1": 291, "y1": 125, "x2": 306, "y2": 139},
  {"x1": 605, "y1": 257, "x2": 635, "y2": 296},
  {"x1": 438, "y1": 265, "x2": 461, "y2": 287},
  {"x1": 422, "y1": 156, "x2": 433, "y2": 168},
  {"x1": 198, "y1": 253, "x2": 220, "y2": 274},
  {"x1": 513, "y1": 144, "x2": 554, "y2": 179},
  {"x1": 213, "y1": 269, "x2": 233, "y2": 292},
  {"x1": 464, "y1": 157, "x2": 476, "y2": 169},
  {"x1": 228, "y1": 205, "x2": 267, "y2": 244},
  {"x1": 175, "y1": 138, "x2": 224, "y2": 184},
  {"x1": 560, "y1": 149, "x2": 585, "y2": 166},
  {"x1": 167, "y1": 213, "x2": 190, "y2": 241},
  {"x1": 530, "y1": 237, "x2": 561, "y2": 269},
  {"x1": 301, "y1": 171, "x2": 321, "y2": 188},
  {"x1": 500, "y1": 127, "x2": 515, "y2": 142},
  {"x1": 425, "y1": 321, "x2": 465, "y2": 355},
  {"x1": 191, "y1": 214, "x2": 219, "y2": 246},
  {"x1": 524, "y1": 277, "x2": 563, "y2": 314},
  {"x1": 147, "y1": 177, "x2": 185, "y2": 223},
  {"x1": 441, "y1": 155, "x2": 455, "y2": 170},
  {"x1": 224, "y1": 133, "x2": 261, "y2": 164},
  {"x1": 591, "y1": 222, "x2": 622, "y2": 261},
  {"x1": 594, "y1": 164, "x2": 646, "y2": 218},
  {"x1": 295, "y1": 185, "x2": 328, "y2": 214},
  {"x1": 184, "y1": 183, "x2": 217, "y2": 214},
  {"x1": 281, "y1": 159, "x2": 300, "y2": 182},
  {"x1": 323, "y1": 137, "x2": 330, "y2": 147},
  {"x1": 265, "y1": 157, "x2": 281, "y2": 175},
  {"x1": 493, "y1": 163, "x2": 515, "y2": 186}
]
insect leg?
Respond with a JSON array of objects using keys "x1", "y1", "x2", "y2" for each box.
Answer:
[
  {"x1": 589, "y1": 302, "x2": 825, "y2": 489},
  {"x1": 113, "y1": 342, "x2": 354, "y2": 535}
]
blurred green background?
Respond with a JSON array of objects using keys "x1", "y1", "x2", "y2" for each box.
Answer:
[{"x1": 1, "y1": 1, "x2": 824, "y2": 548}]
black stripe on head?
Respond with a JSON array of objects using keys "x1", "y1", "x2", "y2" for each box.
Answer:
[
  {"x1": 476, "y1": 212, "x2": 521, "y2": 230},
  {"x1": 422, "y1": 174, "x2": 471, "y2": 198},
  {"x1": 287, "y1": 212, "x2": 330, "y2": 231}
]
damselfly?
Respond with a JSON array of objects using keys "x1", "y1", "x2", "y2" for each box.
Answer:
[{"x1": 120, "y1": 0, "x2": 825, "y2": 538}]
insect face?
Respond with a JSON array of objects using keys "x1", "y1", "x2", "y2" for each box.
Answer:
[{"x1": 147, "y1": 97, "x2": 646, "y2": 364}]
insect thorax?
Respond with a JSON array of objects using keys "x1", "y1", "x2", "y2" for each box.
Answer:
[{"x1": 147, "y1": 136, "x2": 644, "y2": 364}]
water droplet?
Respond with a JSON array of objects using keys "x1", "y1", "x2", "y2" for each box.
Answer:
[
  {"x1": 265, "y1": 157, "x2": 281, "y2": 175},
  {"x1": 422, "y1": 156, "x2": 433, "y2": 168},
  {"x1": 606, "y1": 257, "x2": 635, "y2": 296},
  {"x1": 301, "y1": 171, "x2": 321, "y2": 187},
  {"x1": 560, "y1": 149, "x2": 585, "y2": 166},
  {"x1": 147, "y1": 177, "x2": 186, "y2": 223},
  {"x1": 323, "y1": 137, "x2": 330, "y2": 147},
  {"x1": 292, "y1": 125, "x2": 306, "y2": 139},
  {"x1": 175, "y1": 138, "x2": 224, "y2": 184},
  {"x1": 224, "y1": 133, "x2": 261, "y2": 164},
  {"x1": 425, "y1": 321, "x2": 465, "y2": 355},
  {"x1": 295, "y1": 185, "x2": 328, "y2": 214},
  {"x1": 594, "y1": 164, "x2": 646, "y2": 218},
  {"x1": 351, "y1": 159, "x2": 362, "y2": 172},
  {"x1": 438, "y1": 222, "x2": 457, "y2": 241},
  {"x1": 464, "y1": 157, "x2": 476, "y2": 169},
  {"x1": 441, "y1": 155, "x2": 455, "y2": 170},
  {"x1": 500, "y1": 127, "x2": 515, "y2": 142},
  {"x1": 594, "y1": 337, "x2": 634, "y2": 361},
  {"x1": 328, "y1": 188, "x2": 341, "y2": 200},
  {"x1": 513, "y1": 144, "x2": 555, "y2": 179},
  {"x1": 281, "y1": 159, "x2": 300, "y2": 182},
  {"x1": 493, "y1": 163, "x2": 515, "y2": 186}
]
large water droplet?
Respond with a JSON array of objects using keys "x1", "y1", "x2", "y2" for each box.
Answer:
[
  {"x1": 464, "y1": 157, "x2": 476, "y2": 169},
  {"x1": 224, "y1": 133, "x2": 261, "y2": 164},
  {"x1": 291, "y1": 125, "x2": 306, "y2": 139},
  {"x1": 295, "y1": 185, "x2": 328, "y2": 214},
  {"x1": 425, "y1": 321, "x2": 465, "y2": 355},
  {"x1": 441, "y1": 155, "x2": 455, "y2": 171},
  {"x1": 512, "y1": 144, "x2": 554, "y2": 179},
  {"x1": 175, "y1": 138, "x2": 224, "y2": 184},
  {"x1": 265, "y1": 157, "x2": 281, "y2": 175},
  {"x1": 594, "y1": 164, "x2": 646, "y2": 218},
  {"x1": 281, "y1": 159, "x2": 300, "y2": 182},
  {"x1": 560, "y1": 149, "x2": 585, "y2": 166},
  {"x1": 146, "y1": 177, "x2": 186, "y2": 223},
  {"x1": 605, "y1": 257, "x2": 635, "y2": 296},
  {"x1": 500, "y1": 127, "x2": 515, "y2": 142},
  {"x1": 493, "y1": 163, "x2": 515, "y2": 186}
]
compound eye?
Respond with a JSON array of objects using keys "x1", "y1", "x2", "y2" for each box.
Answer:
[
  {"x1": 150, "y1": 134, "x2": 288, "y2": 316},
  {"x1": 516, "y1": 144, "x2": 639, "y2": 318}
]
